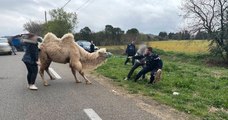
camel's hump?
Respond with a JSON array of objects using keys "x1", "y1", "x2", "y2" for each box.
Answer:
[
  {"x1": 43, "y1": 32, "x2": 59, "y2": 43},
  {"x1": 61, "y1": 33, "x2": 75, "y2": 44},
  {"x1": 43, "y1": 32, "x2": 74, "y2": 44}
]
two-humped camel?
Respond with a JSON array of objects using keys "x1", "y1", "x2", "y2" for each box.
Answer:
[{"x1": 39, "y1": 32, "x2": 108, "y2": 86}]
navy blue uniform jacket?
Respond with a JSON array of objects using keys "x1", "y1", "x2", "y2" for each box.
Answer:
[
  {"x1": 126, "y1": 43, "x2": 136, "y2": 56},
  {"x1": 134, "y1": 54, "x2": 163, "y2": 70}
]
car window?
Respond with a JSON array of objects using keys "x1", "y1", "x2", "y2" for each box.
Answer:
[
  {"x1": 77, "y1": 42, "x2": 83, "y2": 46},
  {"x1": 82, "y1": 41, "x2": 91, "y2": 46},
  {"x1": 0, "y1": 38, "x2": 8, "y2": 43}
]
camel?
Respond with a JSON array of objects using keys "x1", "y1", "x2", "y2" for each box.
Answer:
[{"x1": 39, "y1": 32, "x2": 108, "y2": 86}]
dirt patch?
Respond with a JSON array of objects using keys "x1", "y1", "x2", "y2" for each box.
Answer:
[
  {"x1": 211, "y1": 71, "x2": 224, "y2": 78},
  {"x1": 206, "y1": 59, "x2": 228, "y2": 68},
  {"x1": 209, "y1": 107, "x2": 228, "y2": 114},
  {"x1": 88, "y1": 72, "x2": 199, "y2": 120}
]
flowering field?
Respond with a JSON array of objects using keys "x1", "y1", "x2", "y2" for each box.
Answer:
[
  {"x1": 101, "y1": 40, "x2": 211, "y2": 54},
  {"x1": 148, "y1": 40, "x2": 210, "y2": 53}
]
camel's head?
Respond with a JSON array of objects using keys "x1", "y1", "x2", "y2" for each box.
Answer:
[
  {"x1": 97, "y1": 48, "x2": 112, "y2": 59},
  {"x1": 97, "y1": 48, "x2": 112, "y2": 60},
  {"x1": 81, "y1": 48, "x2": 112, "y2": 69}
]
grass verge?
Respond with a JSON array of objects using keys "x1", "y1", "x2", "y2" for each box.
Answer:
[{"x1": 96, "y1": 51, "x2": 228, "y2": 119}]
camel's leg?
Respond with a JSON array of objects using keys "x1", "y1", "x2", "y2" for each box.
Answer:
[
  {"x1": 70, "y1": 61, "x2": 91, "y2": 84},
  {"x1": 79, "y1": 70, "x2": 91, "y2": 84},
  {"x1": 39, "y1": 50, "x2": 50, "y2": 86},
  {"x1": 44, "y1": 61, "x2": 55, "y2": 80},
  {"x1": 70, "y1": 67, "x2": 81, "y2": 83},
  {"x1": 45, "y1": 69, "x2": 55, "y2": 80},
  {"x1": 39, "y1": 63, "x2": 49, "y2": 86}
]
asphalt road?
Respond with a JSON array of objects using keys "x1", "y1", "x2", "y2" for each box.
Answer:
[{"x1": 0, "y1": 53, "x2": 160, "y2": 120}]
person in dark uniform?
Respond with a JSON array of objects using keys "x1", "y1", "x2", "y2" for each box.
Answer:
[
  {"x1": 125, "y1": 41, "x2": 136, "y2": 65},
  {"x1": 124, "y1": 44, "x2": 147, "y2": 80},
  {"x1": 134, "y1": 47, "x2": 163, "y2": 84},
  {"x1": 90, "y1": 41, "x2": 95, "y2": 53},
  {"x1": 22, "y1": 33, "x2": 39, "y2": 90}
]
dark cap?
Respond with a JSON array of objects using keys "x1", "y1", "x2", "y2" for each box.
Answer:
[{"x1": 147, "y1": 47, "x2": 153, "y2": 52}]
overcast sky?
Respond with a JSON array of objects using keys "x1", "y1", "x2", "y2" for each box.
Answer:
[{"x1": 0, "y1": 0, "x2": 182, "y2": 36}]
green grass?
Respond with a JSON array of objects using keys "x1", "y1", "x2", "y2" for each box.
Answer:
[{"x1": 96, "y1": 52, "x2": 228, "y2": 119}]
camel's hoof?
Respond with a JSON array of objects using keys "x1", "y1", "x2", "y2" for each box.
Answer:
[
  {"x1": 51, "y1": 78, "x2": 56, "y2": 80},
  {"x1": 86, "y1": 82, "x2": 92, "y2": 85},
  {"x1": 44, "y1": 83, "x2": 50, "y2": 86},
  {"x1": 76, "y1": 81, "x2": 82, "y2": 83}
]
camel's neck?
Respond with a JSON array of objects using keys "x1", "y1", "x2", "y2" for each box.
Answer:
[
  {"x1": 77, "y1": 45, "x2": 105, "y2": 68},
  {"x1": 82, "y1": 51, "x2": 100, "y2": 62},
  {"x1": 76, "y1": 44, "x2": 99, "y2": 60},
  {"x1": 81, "y1": 55, "x2": 105, "y2": 69}
]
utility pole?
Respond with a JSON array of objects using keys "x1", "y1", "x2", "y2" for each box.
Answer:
[
  {"x1": 44, "y1": 11, "x2": 47, "y2": 23},
  {"x1": 44, "y1": 0, "x2": 71, "y2": 23}
]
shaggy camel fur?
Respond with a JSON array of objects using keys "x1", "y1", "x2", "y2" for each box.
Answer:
[{"x1": 39, "y1": 32, "x2": 108, "y2": 86}]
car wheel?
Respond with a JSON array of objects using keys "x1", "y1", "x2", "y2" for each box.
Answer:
[{"x1": 8, "y1": 51, "x2": 12, "y2": 55}]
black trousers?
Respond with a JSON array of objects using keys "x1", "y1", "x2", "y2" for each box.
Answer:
[
  {"x1": 24, "y1": 62, "x2": 38, "y2": 85},
  {"x1": 127, "y1": 62, "x2": 145, "y2": 79},
  {"x1": 10, "y1": 46, "x2": 16, "y2": 55},
  {"x1": 134, "y1": 67, "x2": 157, "y2": 83},
  {"x1": 125, "y1": 55, "x2": 135, "y2": 65}
]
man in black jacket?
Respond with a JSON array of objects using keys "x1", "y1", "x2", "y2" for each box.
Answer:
[
  {"x1": 125, "y1": 41, "x2": 136, "y2": 65},
  {"x1": 134, "y1": 47, "x2": 163, "y2": 84},
  {"x1": 90, "y1": 41, "x2": 95, "y2": 53}
]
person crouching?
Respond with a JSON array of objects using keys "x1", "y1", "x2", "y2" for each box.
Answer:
[{"x1": 134, "y1": 47, "x2": 163, "y2": 84}]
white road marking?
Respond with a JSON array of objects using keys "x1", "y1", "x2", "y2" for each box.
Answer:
[
  {"x1": 48, "y1": 68, "x2": 62, "y2": 79},
  {"x1": 84, "y1": 109, "x2": 102, "y2": 120}
]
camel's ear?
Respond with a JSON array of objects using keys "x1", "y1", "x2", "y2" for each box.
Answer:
[
  {"x1": 98, "y1": 48, "x2": 106, "y2": 53},
  {"x1": 102, "y1": 48, "x2": 107, "y2": 51},
  {"x1": 98, "y1": 51, "x2": 106, "y2": 57},
  {"x1": 98, "y1": 51, "x2": 104, "y2": 54}
]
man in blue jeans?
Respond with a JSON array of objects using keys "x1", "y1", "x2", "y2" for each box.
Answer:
[{"x1": 134, "y1": 47, "x2": 163, "y2": 84}]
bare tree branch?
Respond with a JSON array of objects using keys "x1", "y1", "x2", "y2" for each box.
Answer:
[{"x1": 182, "y1": 0, "x2": 228, "y2": 60}]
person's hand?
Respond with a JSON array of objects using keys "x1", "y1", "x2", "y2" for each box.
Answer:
[
  {"x1": 36, "y1": 61, "x2": 41, "y2": 66},
  {"x1": 40, "y1": 44, "x2": 45, "y2": 50}
]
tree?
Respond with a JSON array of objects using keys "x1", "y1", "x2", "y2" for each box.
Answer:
[
  {"x1": 168, "y1": 32, "x2": 175, "y2": 39},
  {"x1": 92, "y1": 31, "x2": 106, "y2": 45},
  {"x1": 105, "y1": 25, "x2": 114, "y2": 35},
  {"x1": 126, "y1": 28, "x2": 139, "y2": 41},
  {"x1": 44, "y1": 8, "x2": 77, "y2": 37},
  {"x1": 104, "y1": 25, "x2": 114, "y2": 42},
  {"x1": 113, "y1": 27, "x2": 124, "y2": 44},
  {"x1": 182, "y1": 0, "x2": 228, "y2": 61},
  {"x1": 80, "y1": 26, "x2": 92, "y2": 40},
  {"x1": 195, "y1": 31, "x2": 208, "y2": 40},
  {"x1": 103, "y1": 25, "x2": 125, "y2": 45},
  {"x1": 158, "y1": 32, "x2": 168, "y2": 40},
  {"x1": 182, "y1": 30, "x2": 191, "y2": 40},
  {"x1": 126, "y1": 28, "x2": 139, "y2": 35},
  {"x1": 23, "y1": 21, "x2": 43, "y2": 36}
]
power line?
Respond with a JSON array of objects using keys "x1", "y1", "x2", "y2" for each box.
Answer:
[
  {"x1": 76, "y1": 0, "x2": 92, "y2": 11},
  {"x1": 61, "y1": 0, "x2": 72, "y2": 9}
]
